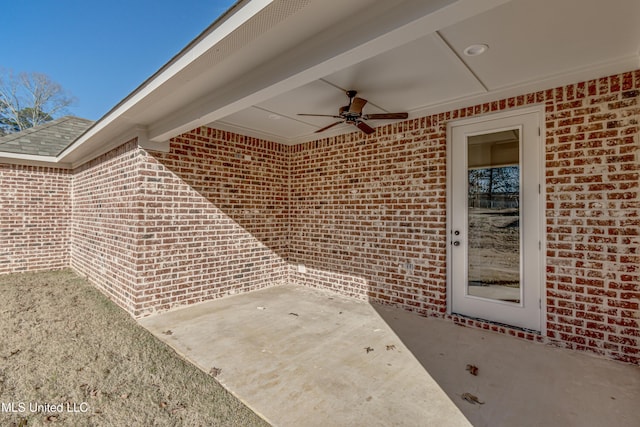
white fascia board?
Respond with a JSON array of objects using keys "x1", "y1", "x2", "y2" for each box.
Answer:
[
  {"x1": 57, "y1": 0, "x2": 273, "y2": 164},
  {"x1": 0, "y1": 152, "x2": 70, "y2": 169}
]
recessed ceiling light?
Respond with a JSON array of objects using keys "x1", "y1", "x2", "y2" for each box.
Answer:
[
  {"x1": 268, "y1": 114, "x2": 281, "y2": 120},
  {"x1": 463, "y1": 44, "x2": 489, "y2": 57}
]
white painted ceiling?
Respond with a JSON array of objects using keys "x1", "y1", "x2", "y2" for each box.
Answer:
[
  {"x1": 53, "y1": 0, "x2": 640, "y2": 166},
  {"x1": 211, "y1": 0, "x2": 640, "y2": 144}
]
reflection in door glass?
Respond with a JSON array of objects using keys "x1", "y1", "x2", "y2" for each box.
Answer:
[{"x1": 467, "y1": 130, "x2": 521, "y2": 303}]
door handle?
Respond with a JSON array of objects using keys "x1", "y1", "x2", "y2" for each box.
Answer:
[{"x1": 453, "y1": 241, "x2": 461, "y2": 246}]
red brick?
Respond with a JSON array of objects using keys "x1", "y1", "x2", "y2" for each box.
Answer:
[{"x1": 0, "y1": 165, "x2": 71, "y2": 274}]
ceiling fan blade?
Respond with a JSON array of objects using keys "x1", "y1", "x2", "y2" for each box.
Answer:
[
  {"x1": 298, "y1": 113, "x2": 342, "y2": 118},
  {"x1": 349, "y1": 97, "x2": 367, "y2": 114},
  {"x1": 315, "y1": 120, "x2": 344, "y2": 133},
  {"x1": 362, "y1": 112, "x2": 408, "y2": 120},
  {"x1": 354, "y1": 120, "x2": 375, "y2": 134}
]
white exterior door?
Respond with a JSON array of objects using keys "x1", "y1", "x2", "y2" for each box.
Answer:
[{"x1": 448, "y1": 109, "x2": 543, "y2": 331}]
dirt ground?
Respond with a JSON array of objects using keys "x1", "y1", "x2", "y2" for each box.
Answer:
[
  {"x1": 468, "y1": 208, "x2": 520, "y2": 301},
  {"x1": 0, "y1": 269, "x2": 269, "y2": 427}
]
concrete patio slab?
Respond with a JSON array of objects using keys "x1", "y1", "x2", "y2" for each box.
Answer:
[{"x1": 140, "y1": 284, "x2": 640, "y2": 427}]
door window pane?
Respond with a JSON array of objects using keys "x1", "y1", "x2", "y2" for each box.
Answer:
[{"x1": 467, "y1": 130, "x2": 521, "y2": 303}]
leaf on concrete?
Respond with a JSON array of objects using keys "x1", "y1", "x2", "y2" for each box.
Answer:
[
  {"x1": 461, "y1": 392, "x2": 485, "y2": 404},
  {"x1": 466, "y1": 364, "x2": 479, "y2": 376}
]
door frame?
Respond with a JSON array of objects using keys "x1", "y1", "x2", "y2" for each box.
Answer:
[{"x1": 445, "y1": 105, "x2": 546, "y2": 332}]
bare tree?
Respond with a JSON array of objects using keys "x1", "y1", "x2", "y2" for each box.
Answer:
[
  {"x1": 0, "y1": 70, "x2": 75, "y2": 133},
  {"x1": 468, "y1": 166, "x2": 520, "y2": 208}
]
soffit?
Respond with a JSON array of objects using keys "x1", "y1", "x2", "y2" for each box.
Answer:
[{"x1": 212, "y1": 0, "x2": 640, "y2": 145}]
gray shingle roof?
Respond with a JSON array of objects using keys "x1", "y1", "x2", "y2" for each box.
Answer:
[{"x1": 0, "y1": 116, "x2": 94, "y2": 157}]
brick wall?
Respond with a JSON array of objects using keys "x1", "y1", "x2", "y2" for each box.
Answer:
[
  {"x1": 544, "y1": 72, "x2": 639, "y2": 363},
  {"x1": 290, "y1": 70, "x2": 639, "y2": 363},
  {"x1": 71, "y1": 140, "x2": 143, "y2": 313},
  {"x1": 289, "y1": 121, "x2": 447, "y2": 312},
  {"x1": 0, "y1": 164, "x2": 71, "y2": 273},
  {"x1": 138, "y1": 127, "x2": 289, "y2": 316},
  {"x1": 70, "y1": 129, "x2": 289, "y2": 316}
]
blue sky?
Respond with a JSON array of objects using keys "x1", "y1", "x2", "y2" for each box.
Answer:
[{"x1": 2, "y1": 0, "x2": 236, "y2": 121}]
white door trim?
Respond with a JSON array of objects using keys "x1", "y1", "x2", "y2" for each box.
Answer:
[{"x1": 445, "y1": 105, "x2": 546, "y2": 333}]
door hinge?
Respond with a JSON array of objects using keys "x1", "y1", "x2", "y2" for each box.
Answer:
[
  {"x1": 538, "y1": 127, "x2": 541, "y2": 136},
  {"x1": 539, "y1": 299, "x2": 542, "y2": 309}
]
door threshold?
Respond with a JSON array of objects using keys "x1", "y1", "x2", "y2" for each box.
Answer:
[{"x1": 451, "y1": 312, "x2": 542, "y2": 335}]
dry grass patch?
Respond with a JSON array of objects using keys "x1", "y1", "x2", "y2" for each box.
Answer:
[{"x1": 0, "y1": 269, "x2": 269, "y2": 427}]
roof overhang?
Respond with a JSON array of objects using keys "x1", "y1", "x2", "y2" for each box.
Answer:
[
  {"x1": 3, "y1": 0, "x2": 639, "y2": 168},
  {"x1": 18, "y1": 0, "x2": 513, "y2": 168}
]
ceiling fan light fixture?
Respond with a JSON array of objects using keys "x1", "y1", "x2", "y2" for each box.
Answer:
[{"x1": 463, "y1": 43, "x2": 489, "y2": 57}]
